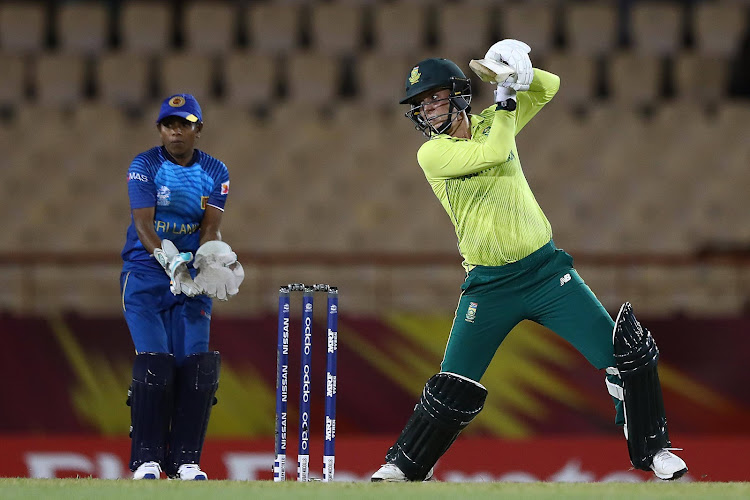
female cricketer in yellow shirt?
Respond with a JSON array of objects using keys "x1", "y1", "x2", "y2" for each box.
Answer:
[{"x1": 371, "y1": 41, "x2": 687, "y2": 483}]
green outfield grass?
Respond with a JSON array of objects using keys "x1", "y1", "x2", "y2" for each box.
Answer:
[{"x1": 0, "y1": 479, "x2": 749, "y2": 500}]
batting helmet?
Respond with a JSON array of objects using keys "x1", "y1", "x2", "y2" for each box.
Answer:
[{"x1": 400, "y1": 58, "x2": 472, "y2": 137}]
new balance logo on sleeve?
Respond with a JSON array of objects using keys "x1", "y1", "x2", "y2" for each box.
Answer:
[{"x1": 560, "y1": 273, "x2": 571, "y2": 286}]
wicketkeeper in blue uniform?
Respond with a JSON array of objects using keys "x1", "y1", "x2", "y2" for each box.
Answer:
[{"x1": 121, "y1": 94, "x2": 244, "y2": 480}]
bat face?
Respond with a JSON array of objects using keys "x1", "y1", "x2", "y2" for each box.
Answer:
[{"x1": 469, "y1": 59, "x2": 516, "y2": 84}]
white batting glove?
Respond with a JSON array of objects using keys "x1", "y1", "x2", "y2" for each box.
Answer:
[
  {"x1": 153, "y1": 239, "x2": 202, "y2": 297},
  {"x1": 193, "y1": 240, "x2": 245, "y2": 301},
  {"x1": 484, "y1": 39, "x2": 534, "y2": 92}
]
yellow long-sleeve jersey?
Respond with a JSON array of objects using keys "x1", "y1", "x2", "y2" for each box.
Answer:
[{"x1": 417, "y1": 69, "x2": 561, "y2": 270}]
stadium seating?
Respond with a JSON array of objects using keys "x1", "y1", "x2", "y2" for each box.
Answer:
[
  {"x1": 497, "y1": 2, "x2": 557, "y2": 57},
  {"x1": 0, "y1": 2, "x2": 47, "y2": 54},
  {"x1": 0, "y1": 53, "x2": 25, "y2": 106},
  {"x1": 372, "y1": 3, "x2": 427, "y2": 55},
  {"x1": 119, "y1": 1, "x2": 171, "y2": 55},
  {"x1": 565, "y1": 2, "x2": 619, "y2": 56},
  {"x1": 96, "y1": 51, "x2": 151, "y2": 107},
  {"x1": 630, "y1": 2, "x2": 684, "y2": 56},
  {"x1": 33, "y1": 53, "x2": 87, "y2": 108},
  {"x1": 184, "y1": 1, "x2": 236, "y2": 56},
  {"x1": 435, "y1": 4, "x2": 493, "y2": 57},
  {"x1": 223, "y1": 51, "x2": 278, "y2": 110},
  {"x1": 57, "y1": 1, "x2": 110, "y2": 56},
  {"x1": 245, "y1": 2, "x2": 300, "y2": 55},
  {"x1": 608, "y1": 51, "x2": 662, "y2": 107},
  {"x1": 693, "y1": 2, "x2": 747, "y2": 57},
  {"x1": 157, "y1": 51, "x2": 214, "y2": 102},
  {"x1": 309, "y1": 3, "x2": 364, "y2": 57}
]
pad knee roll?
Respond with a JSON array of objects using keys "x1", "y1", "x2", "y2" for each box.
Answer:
[
  {"x1": 386, "y1": 372, "x2": 487, "y2": 480},
  {"x1": 613, "y1": 303, "x2": 671, "y2": 470}
]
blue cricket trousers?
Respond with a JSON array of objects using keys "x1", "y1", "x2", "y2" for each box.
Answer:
[{"x1": 120, "y1": 270, "x2": 213, "y2": 365}]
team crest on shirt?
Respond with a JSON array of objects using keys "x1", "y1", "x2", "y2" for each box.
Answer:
[
  {"x1": 465, "y1": 302, "x2": 478, "y2": 323},
  {"x1": 157, "y1": 185, "x2": 171, "y2": 206},
  {"x1": 409, "y1": 66, "x2": 421, "y2": 85}
]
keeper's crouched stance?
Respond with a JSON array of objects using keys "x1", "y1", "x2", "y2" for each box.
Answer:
[{"x1": 372, "y1": 43, "x2": 687, "y2": 482}]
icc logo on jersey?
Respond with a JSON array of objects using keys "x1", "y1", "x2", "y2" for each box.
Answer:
[{"x1": 157, "y1": 185, "x2": 171, "y2": 206}]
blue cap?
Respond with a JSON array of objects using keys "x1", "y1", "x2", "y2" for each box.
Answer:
[{"x1": 156, "y1": 93, "x2": 202, "y2": 124}]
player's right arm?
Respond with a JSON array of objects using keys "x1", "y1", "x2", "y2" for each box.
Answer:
[
  {"x1": 127, "y1": 154, "x2": 160, "y2": 253},
  {"x1": 417, "y1": 109, "x2": 517, "y2": 180},
  {"x1": 132, "y1": 206, "x2": 161, "y2": 254}
]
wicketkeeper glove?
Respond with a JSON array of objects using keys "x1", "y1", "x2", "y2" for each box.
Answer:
[
  {"x1": 153, "y1": 239, "x2": 202, "y2": 297},
  {"x1": 483, "y1": 39, "x2": 534, "y2": 92},
  {"x1": 193, "y1": 240, "x2": 245, "y2": 301}
]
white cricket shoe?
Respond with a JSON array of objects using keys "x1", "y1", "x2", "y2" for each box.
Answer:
[
  {"x1": 133, "y1": 461, "x2": 161, "y2": 480},
  {"x1": 177, "y1": 463, "x2": 208, "y2": 480},
  {"x1": 371, "y1": 463, "x2": 434, "y2": 482},
  {"x1": 650, "y1": 449, "x2": 688, "y2": 480}
]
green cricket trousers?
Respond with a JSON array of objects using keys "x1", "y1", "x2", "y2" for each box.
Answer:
[{"x1": 442, "y1": 240, "x2": 616, "y2": 381}]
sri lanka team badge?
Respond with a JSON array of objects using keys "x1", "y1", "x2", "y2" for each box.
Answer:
[
  {"x1": 465, "y1": 302, "x2": 478, "y2": 323},
  {"x1": 409, "y1": 66, "x2": 421, "y2": 85},
  {"x1": 169, "y1": 96, "x2": 186, "y2": 107}
]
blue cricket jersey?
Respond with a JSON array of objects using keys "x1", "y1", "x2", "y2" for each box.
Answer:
[{"x1": 122, "y1": 146, "x2": 230, "y2": 273}]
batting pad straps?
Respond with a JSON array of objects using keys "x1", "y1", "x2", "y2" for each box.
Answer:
[
  {"x1": 605, "y1": 367, "x2": 624, "y2": 401},
  {"x1": 614, "y1": 303, "x2": 671, "y2": 471},
  {"x1": 386, "y1": 372, "x2": 488, "y2": 481}
]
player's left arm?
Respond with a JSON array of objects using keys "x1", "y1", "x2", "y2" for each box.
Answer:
[
  {"x1": 195, "y1": 166, "x2": 243, "y2": 300},
  {"x1": 195, "y1": 206, "x2": 244, "y2": 301},
  {"x1": 199, "y1": 206, "x2": 223, "y2": 245},
  {"x1": 514, "y1": 69, "x2": 560, "y2": 134}
]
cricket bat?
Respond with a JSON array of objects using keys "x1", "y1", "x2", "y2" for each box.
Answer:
[{"x1": 469, "y1": 59, "x2": 516, "y2": 84}]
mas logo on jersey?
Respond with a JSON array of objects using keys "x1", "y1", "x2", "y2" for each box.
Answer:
[
  {"x1": 409, "y1": 66, "x2": 421, "y2": 85},
  {"x1": 157, "y1": 185, "x2": 171, "y2": 206},
  {"x1": 465, "y1": 302, "x2": 478, "y2": 323},
  {"x1": 221, "y1": 181, "x2": 230, "y2": 195},
  {"x1": 128, "y1": 172, "x2": 148, "y2": 182}
]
